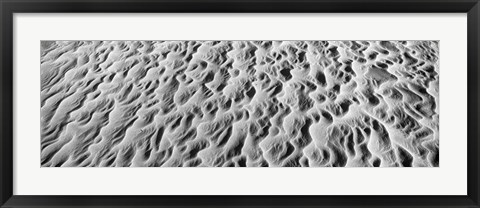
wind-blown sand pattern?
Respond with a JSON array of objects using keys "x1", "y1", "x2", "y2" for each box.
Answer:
[{"x1": 40, "y1": 41, "x2": 439, "y2": 167}]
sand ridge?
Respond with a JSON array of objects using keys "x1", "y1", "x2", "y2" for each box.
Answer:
[{"x1": 40, "y1": 40, "x2": 439, "y2": 167}]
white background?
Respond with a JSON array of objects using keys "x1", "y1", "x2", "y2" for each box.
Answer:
[{"x1": 13, "y1": 14, "x2": 467, "y2": 195}]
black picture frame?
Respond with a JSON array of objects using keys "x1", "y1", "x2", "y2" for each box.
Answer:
[{"x1": 1, "y1": 0, "x2": 479, "y2": 207}]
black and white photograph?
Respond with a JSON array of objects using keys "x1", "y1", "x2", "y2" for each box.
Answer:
[
  {"x1": 2, "y1": 0, "x2": 480, "y2": 206},
  {"x1": 40, "y1": 40, "x2": 439, "y2": 167}
]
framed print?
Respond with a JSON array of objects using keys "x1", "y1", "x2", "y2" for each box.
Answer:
[{"x1": 1, "y1": 0, "x2": 479, "y2": 207}]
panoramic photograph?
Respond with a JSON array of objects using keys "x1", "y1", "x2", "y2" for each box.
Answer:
[{"x1": 40, "y1": 40, "x2": 439, "y2": 167}]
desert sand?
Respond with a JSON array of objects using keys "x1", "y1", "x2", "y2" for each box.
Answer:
[{"x1": 40, "y1": 40, "x2": 439, "y2": 167}]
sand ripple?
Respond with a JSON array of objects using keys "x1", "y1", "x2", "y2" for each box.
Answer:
[{"x1": 40, "y1": 40, "x2": 439, "y2": 167}]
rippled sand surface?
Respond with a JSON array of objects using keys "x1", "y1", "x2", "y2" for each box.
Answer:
[{"x1": 40, "y1": 41, "x2": 439, "y2": 167}]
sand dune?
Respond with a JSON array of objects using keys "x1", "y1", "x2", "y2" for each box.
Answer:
[{"x1": 40, "y1": 40, "x2": 439, "y2": 167}]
